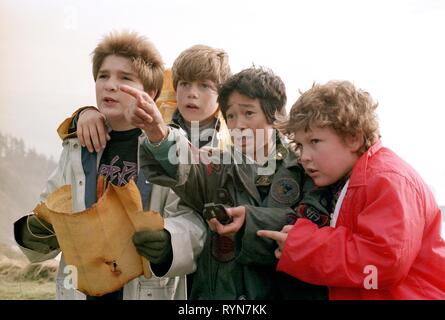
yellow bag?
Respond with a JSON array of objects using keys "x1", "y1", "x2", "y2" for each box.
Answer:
[{"x1": 34, "y1": 180, "x2": 163, "y2": 296}]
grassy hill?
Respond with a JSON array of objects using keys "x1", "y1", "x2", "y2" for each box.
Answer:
[
  {"x1": 0, "y1": 132, "x2": 57, "y2": 245},
  {"x1": 0, "y1": 132, "x2": 58, "y2": 299},
  {"x1": 0, "y1": 243, "x2": 57, "y2": 299}
]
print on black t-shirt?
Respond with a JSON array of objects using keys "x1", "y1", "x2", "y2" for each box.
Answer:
[{"x1": 96, "y1": 128, "x2": 141, "y2": 198}]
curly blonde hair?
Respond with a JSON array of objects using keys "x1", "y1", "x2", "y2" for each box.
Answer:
[
  {"x1": 276, "y1": 80, "x2": 380, "y2": 156},
  {"x1": 92, "y1": 30, "x2": 164, "y2": 100}
]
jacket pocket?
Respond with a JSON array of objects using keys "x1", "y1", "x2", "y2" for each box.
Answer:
[{"x1": 137, "y1": 277, "x2": 176, "y2": 300}]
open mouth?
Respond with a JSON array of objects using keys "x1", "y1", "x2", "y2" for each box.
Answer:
[
  {"x1": 186, "y1": 104, "x2": 199, "y2": 110},
  {"x1": 103, "y1": 97, "x2": 118, "y2": 103}
]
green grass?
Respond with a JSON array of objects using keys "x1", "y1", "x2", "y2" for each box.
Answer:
[
  {"x1": 0, "y1": 242, "x2": 57, "y2": 299},
  {"x1": 0, "y1": 278, "x2": 55, "y2": 299}
]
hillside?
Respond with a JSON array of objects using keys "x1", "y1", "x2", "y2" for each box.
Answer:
[
  {"x1": 0, "y1": 242, "x2": 57, "y2": 299},
  {"x1": 0, "y1": 132, "x2": 57, "y2": 244},
  {"x1": 0, "y1": 132, "x2": 58, "y2": 299}
]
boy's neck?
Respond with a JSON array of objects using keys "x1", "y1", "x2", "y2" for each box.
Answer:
[
  {"x1": 183, "y1": 115, "x2": 217, "y2": 129},
  {"x1": 108, "y1": 117, "x2": 135, "y2": 132}
]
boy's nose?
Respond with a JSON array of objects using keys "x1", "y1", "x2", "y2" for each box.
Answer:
[
  {"x1": 234, "y1": 118, "x2": 248, "y2": 130},
  {"x1": 104, "y1": 79, "x2": 118, "y2": 91},
  {"x1": 299, "y1": 148, "x2": 311, "y2": 163},
  {"x1": 187, "y1": 84, "x2": 199, "y2": 98}
]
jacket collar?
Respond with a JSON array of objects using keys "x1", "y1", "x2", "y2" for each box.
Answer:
[
  {"x1": 349, "y1": 140, "x2": 383, "y2": 187},
  {"x1": 279, "y1": 135, "x2": 300, "y2": 169}
]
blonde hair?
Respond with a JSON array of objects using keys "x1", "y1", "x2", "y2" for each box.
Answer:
[
  {"x1": 277, "y1": 80, "x2": 380, "y2": 156},
  {"x1": 172, "y1": 44, "x2": 231, "y2": 90},
  {"x1": 92, "y1": 30, "x2": 164, "y2": 100}
]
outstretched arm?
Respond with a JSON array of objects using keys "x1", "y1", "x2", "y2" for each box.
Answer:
[{"x1": 259, "y1": 174, "x2": 426, "y2": 289}]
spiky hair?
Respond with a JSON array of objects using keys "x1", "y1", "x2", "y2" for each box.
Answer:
[{"x1": 92, "y1": 30, "x2": 164, "y2": 100}]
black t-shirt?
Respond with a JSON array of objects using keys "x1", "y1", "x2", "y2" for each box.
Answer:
[
  {"x1": 97, "y1": 128, "x2": 141, "y2": 196},
  {"x1": 89, "y1": 128, "x2": 141, "y2": 300}
]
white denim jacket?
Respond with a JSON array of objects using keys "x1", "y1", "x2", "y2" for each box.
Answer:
[{"x1": 15, "y1": 136, "x2": 206, "y2": 300}]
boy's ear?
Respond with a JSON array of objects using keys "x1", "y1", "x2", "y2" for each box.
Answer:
[{"x1": 346, "y1": 132, "x2": 364, "y2": 153}]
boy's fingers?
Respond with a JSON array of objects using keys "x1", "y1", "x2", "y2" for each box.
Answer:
[
  {"x1": 218, "y1": 225, "x2": 237, "y2": 236},
  {"x1": 81, "y1": 126, "x2": 94, "y2": 153},
  {"x1": 282, "y1": 225, "x2": 294, "y2": 233},
  {"x1": 225, "y1": 206, "x2": 245, "y2": 219},
  {"x1": 208, "y1": 218, "x2": 233, "y2": 236},
  {"x1": 275, "y1": 248, "x2": 281, "y2": 259},
  {"x1": 120, "y1": 85, "x2": 156, "y2": 114},
  {"x1": 77, "y1": 125, "x2": 85, "y2": 146},
  {"x1": 207, "y1": 218, "x2": 218, "y2": 232},
  {"x1": 96, "y1": 121, "x2": 108, "y2": 149},
  {"x1": 120, "y1": 85, "x2": 147, "y2": 103},
  {"x1": 90, "y1": 126, "x2": 102, "y2": 153},
  {"x1": 125, "y1": 108, "x2": 153, "y2": 129},
  {"x1": 257, "y1": 230, "x2": 284, "y2": 242},
  {"x1": 136, "y1": 96, "x2": 158, "y2": 118},
  {"x1": 214, "y1": 218, "x2": 240, "y2": 236},
  {"x1": 134, "y1": 107, "x2": 153, "y2": 122}
]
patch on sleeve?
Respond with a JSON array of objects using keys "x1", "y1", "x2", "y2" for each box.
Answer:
[{"x1": 295, "y1": 204, "x2": 330, "y2": 227}]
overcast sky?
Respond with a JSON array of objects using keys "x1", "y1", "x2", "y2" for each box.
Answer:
[{"x1": 1, "y1": 0, "x2": 444, "y2": 204}]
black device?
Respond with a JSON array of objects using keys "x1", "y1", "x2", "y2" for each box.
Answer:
[{"x1": 202, "y1": 203, "x2": 233, "y2": 225}]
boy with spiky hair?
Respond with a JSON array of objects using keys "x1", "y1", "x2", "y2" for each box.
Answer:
[
  {"x1": 92, "y1": 31, "x2": 164, "y2": 100},
  {"x1": 14, "y1": 31, "x2": 206, "y2": 300},
  {"x1": 259, "y1": 80, "x2": 445, "y2": 299}
]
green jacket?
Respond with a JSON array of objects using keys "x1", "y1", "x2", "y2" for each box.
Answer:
[{"x1": 140, "y1": 128, "x2": 328, "y2": 299}]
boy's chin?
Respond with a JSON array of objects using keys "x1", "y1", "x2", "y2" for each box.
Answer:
[
  {"x1": 99, "y1": 108, "x2": 122, "y2": 118},
  {"x1": 313, "y1": 178, "x2": 336, "y2": 188}
]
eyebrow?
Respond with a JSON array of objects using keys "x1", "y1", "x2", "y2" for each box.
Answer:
[
  {"x1": 227, "y1": 103, "x2": 256, "y2": 109},
  {"x1": 97, "y1": 69, "x2": 137, "y2": 77},
  {"x1": 119, "y1": 71, "x2": 137, "y2": 76}
]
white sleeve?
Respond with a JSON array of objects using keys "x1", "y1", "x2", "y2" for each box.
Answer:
[
  {"x1": 15, "y1": 142, "x2": 70, "y2": 262},
  {"x1": 155, "y1": 189, "x2": 207, "y2": 277},
  {"x1": 39, "y1": 142, "x2": 71, "y2": 202}
]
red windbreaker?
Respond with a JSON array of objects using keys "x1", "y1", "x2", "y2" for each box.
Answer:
[{"x1": 278, "y1": 142, "x2": 445, "y2": 299}]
